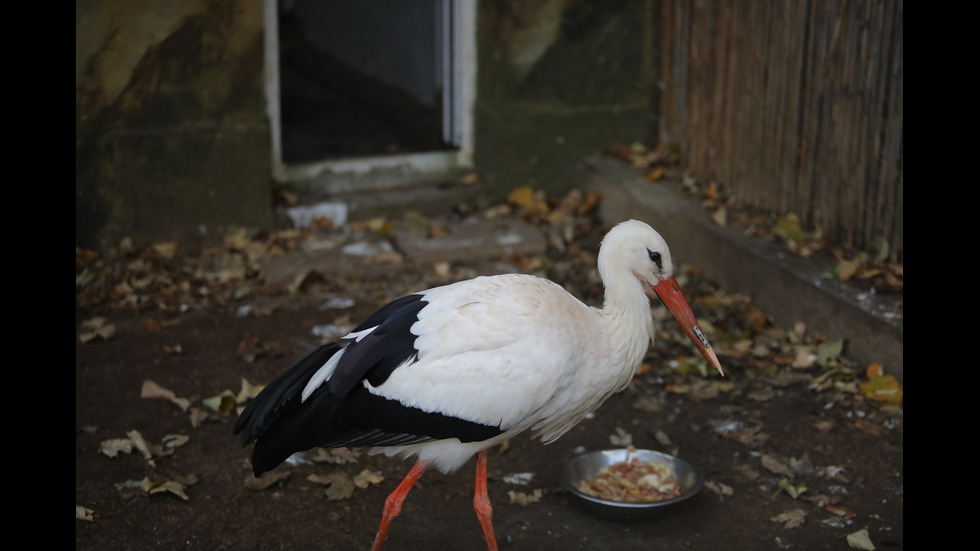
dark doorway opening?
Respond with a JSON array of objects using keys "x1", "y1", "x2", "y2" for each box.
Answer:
[{"x1": 278, "y1": 1, "x2": 453, "y2": 164}]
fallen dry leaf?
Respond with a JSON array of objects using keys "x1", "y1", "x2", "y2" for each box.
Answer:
[
  {"x1": 362, "y1": 251, "x2": 403, "y2": 264},
  {"x1": 127, "y1": 430, "x2": 153, "y2": 460},
  {"x1": 147, "y1": 476, "x2": 196, "y2": 501},
  {"x1": 733, "y1": 464, "x2": 760, "y2": 481},
  {"x1": 608, "y1": 427, "x2": 633, "y2": 447},
  {"x1": 151, "y1": 241, "x2": 178, "y2": 259},
  {"x1": 577, "y1": 191, "x2": 601, "y2": 215},
  {"x1": 711, "y1": 206, "x2": 727, "y2": 226},
  {"x1": 141, "y1": 380, "x2": 191, "y2": 411},
  {"x1": 162, "y1": 434, "x2": 190, "y2": 450},
  {"x1": 80, "y1": 317, "x2": 116, "y2": 343},
  {"x1": 308, "y1": 472, "x2": 356, "y2": 501},
  {"x1": 825, "y1": 504, "x2": 856, "y2": 519},
  {"x1": 791, "y1": 346, "x2": 816, "y2": 368},
  {"x1": 115, "y1": 477, "x2": 152, "y2": 499},
  {"x1": 746, "y1": 385, "x2": 776, "y2": 401},
  {"x1": 507, "y1": 186, "x2": 535, "y2": 208},
  {"x1": 508, "y1": 489, "x2": 544, "y2": 505},
  {"x1": 773, "y1": 214, "x2": 806, "y2": 243},
  {"x1": 802, "y1": 493, "x2": 841, "y2": 508},
  {"x1": 76, "y1": 505, "x2": 95, "y2": 521},
  {"x1": 768, "y1": 371, "x2": 812, "y2": 387},
  {"x1": 761, "y1": 455, "x2": 795, "y2": 477},
  {"x1": 631, "y1": 396, "x2": 663, "y2": 413},
  {"x1": 237, "y1": 378, "x2": 264, "y2": 402},
  {"x1": 813, "y1": 420, "x2": 835, "y2": 432},
  {"x1": 643, "y1": 166, "x2": 665, "y2": 182},
  {"x1": 189, "y1": 407, "x2": 215, "y2": 428},
  {"x1": 202, "y1": 390, "x2": 238, "y2": 412},
  {"x1": 815, "y1": 340, "x2": 845, "y2": 366},
  {"x1": 687, "y1": 380, "x2": 735, "y2": 401},
  {"x1": 502, "y1": 472, "x2": 535, "y2": 485},
  {"x1": 100, "y1": 430, "x2": 186, "y2": 461},
  {"x1": 145, "y1": 317, "x2": 180, "y2": 332},
  {"x1": 116, "y1": 474, "x2": 197, "y2": 501},
  {"x1": 244, "y1": 470, "x2": 290, "y2": 490},
  {"x1": 790, "y1": 454, "x2": 814, "y2": 477},
  {"x1": 770, "y1": 508, "x2": 806, "y2": 528},
  {"x1": 99, "y1": 438, "x2": 134, "y2": 458},
  {"x1": 704, "y1": 480, "x2": 733, "y2": 499},
  {"x1": 846, "y1": 528, "x2": 876, "y2": 550},
  {"x1": 141, "y1": 379, "x2": 176, "y2": 400},
  {"x1": 859, "y1": 375, "x2": 903, "y2": 404},
  {"x1": 821, "y1": 465, "x2": 849, "y2": 483},
  {"x1": 353, "y1": 469, "x2": 384, "y2": 489},
  {"x1": 722, "y1": 424, "x2": 769, "y2": 446}
]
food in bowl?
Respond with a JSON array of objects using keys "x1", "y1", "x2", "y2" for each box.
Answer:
[{"x1": 577, "y1": 446, "x2": 685, "y2": 503}]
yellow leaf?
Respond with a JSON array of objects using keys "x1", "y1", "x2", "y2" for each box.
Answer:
[
  {"x1": 859, "y1": 375, "x2": 903, "y2": 404},
  {"x1": 777, "y1": 478, "x2": 807, "y2": 499},
  {"x1": 773, "y1": 214, "x2": 805, "y2": 242},
  {"x1": 836, "y1": 259, "x2": 859, "y2": 281},
  {"x1": 507, "y1": 186, "x2": 535, "y2": 207},
  {"x1": 643, "y1": 166, "x2": 665, "y2": 181}
]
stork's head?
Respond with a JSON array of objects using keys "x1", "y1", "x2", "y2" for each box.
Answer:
[{"x1": 599, "y1": 220, "x2": 724, "y2": 376}]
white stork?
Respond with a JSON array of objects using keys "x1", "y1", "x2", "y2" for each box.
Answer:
[{"x1": 234, "y1": 219, "x2": 723, "y2": 550}]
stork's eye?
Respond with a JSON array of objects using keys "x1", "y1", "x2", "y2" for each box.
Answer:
[{"x1": 647, "y1": 249, "x2": 663, "y2": 271}]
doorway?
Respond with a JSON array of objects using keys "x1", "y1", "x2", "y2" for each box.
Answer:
[{"x1": 267, "y1": 0, "x2": 475, "y2": 187}]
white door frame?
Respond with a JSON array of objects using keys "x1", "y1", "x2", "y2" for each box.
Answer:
[{"x1": 263, "y1": 0, "x2": 476, "y2": 192}]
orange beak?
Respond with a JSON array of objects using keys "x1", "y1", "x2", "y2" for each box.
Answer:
[{"x1": 652, "y1": 275, "x2": 724, "y2": 376}]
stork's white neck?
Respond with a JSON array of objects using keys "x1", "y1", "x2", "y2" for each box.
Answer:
[{"x1": 599, "y1": 269, "x2": 656, "y2": 380}]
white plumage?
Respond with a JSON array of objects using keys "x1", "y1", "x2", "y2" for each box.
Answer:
[{"x1": 235, "y1": 219, "x2": 723, "y2": 551}]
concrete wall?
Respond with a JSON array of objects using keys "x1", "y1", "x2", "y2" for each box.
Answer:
[
  {"x1": 76, "y1": 0, "x2": 274, "y2": 250},
  {"x1": 474, "y1": 0, "x2": 655, "y2": 201}
]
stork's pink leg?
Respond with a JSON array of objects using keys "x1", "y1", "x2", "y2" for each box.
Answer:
[
  {"x1": 371, "y1": 460, "x2": 426, "y2": 551},
  {"x1": 473, "y1": 450, "x2": 499, "y2": 551}
]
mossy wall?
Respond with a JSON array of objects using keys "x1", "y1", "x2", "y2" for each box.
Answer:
[
  {"x1": 474, "y1": 0, "x2": 655, "y2": 200},
  {"x1": 76, "y1": 0, "x2": 274, "y2": 249}
]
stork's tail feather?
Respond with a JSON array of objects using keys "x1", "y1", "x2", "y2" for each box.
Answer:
[{"x1": 233, "y1": 342, "x2": 343, "y2": 448}]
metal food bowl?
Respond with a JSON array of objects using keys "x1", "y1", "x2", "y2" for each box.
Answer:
[{"x1": 559, "y1": 448, "x2": 704, "y2": 522}]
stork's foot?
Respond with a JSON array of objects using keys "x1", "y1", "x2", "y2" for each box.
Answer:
[{"x1": 371, "y1": 461, "x2": 426, "y2": 551}]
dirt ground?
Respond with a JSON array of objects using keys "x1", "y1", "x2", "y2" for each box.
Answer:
[{"x1": 75, "y1": 209, "x2": 903, "y2": 551}]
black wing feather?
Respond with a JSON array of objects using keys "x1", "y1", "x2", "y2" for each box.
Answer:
[
  {"x1": 328, "y1": 295, "x2": 427, "y2": 395},
  {"x1": 233, "y1": 342, "x2": 343, "y2": 446},
  {"x1": 233, "y1": 292, "x2": 504, "y2": 477}
]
